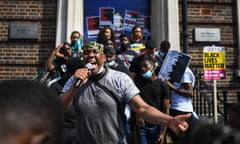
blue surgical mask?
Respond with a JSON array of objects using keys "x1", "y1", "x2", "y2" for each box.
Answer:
[
  {"x1": 107, "y1": 61, "x2": 116, "y2": 67},
  {"x1": 97, "y1": 66, "x2": 105, "y2": 74},
  {"x1": 159, "y1": 51, "x2": 166, "y2": 58},
  {"x1": 142, "y1": 70, "x2": 153, "y2": 79}
]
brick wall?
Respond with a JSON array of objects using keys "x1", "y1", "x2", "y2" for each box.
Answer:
[
  {"x1": 0, "y1": 0, "x2": 239, "y2": 89},
  {"x1": 179, "y1": 0, "x2": 239, "y2": 87},
  {"x1": 179, "y1": 0, "x2": 240, "y2": 116},
  {"x1": 0, "y1": 0, "x2": 57, "y2": 80}
]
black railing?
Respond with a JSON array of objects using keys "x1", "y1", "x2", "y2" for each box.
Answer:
[
  {"x1": 193, "y1": 68, "x2": 214, "y2": 119},
  {"x1": 192, "y1": 66, "x2": 240, "y2": 124},
  {"x1": 217, "y1": 88, "x2": 240, "y2": 124}
]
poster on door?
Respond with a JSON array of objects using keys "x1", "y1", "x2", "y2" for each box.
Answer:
[
  {"x1": 99, "y1": 7, "x2": 115, "y2": 28},
  {"x1": 122, "y1": 10, "x2": 139, "y2": 32},
  {"x1": 203, "y1": 46, "x2": 226, "y2": 80},
  {"x1": 86, "y1": 7, "x2": 151, "y2": 46},
  {"x1": 86, "y1": 16, "x2": 100, "y2": 38}
]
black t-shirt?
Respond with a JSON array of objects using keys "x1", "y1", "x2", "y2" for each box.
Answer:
[
  {"x1": 129, "y1": 54, "x2": 163, "y2": 89},
  {"x1": 52, "y1": 57, "x2": 84, "y2": 128},
  {"x1": 140, "y1": 79, "x2": 170, "y2": 111},
  {"x1": 129, "y1": 54, "x2": 149, "y2": 89},
  {"x1": 53, "y1": 57, "x2": 68, "y2": 77},
  {"x1": 116, "y1": 49, "x2": 138, "y2": 68}
]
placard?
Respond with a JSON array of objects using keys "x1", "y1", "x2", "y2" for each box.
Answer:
[
  {"x1": 203, "y1": 46, "x2": 226, "y2": 80},
  {"x1": 157, "y1": 50, "x2": 192, "y2": 88}
]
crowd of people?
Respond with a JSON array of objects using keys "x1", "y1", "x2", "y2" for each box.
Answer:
[
  {"x1": 41, "y1": 25, "x2": 193, "y2": 144},
  {"x1": 2, "y1": 25, "x2": 239, "y2": 144}
]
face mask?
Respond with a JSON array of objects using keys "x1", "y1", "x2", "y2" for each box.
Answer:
[
  {"x1": 159, "y1": 51, "x2": 166, "y2": 58},
  {"x1": 97, "y1": 66, "x2": 105, "y2": 74},
  {"x1": 107, "y1": 60, "x2": 115, "y2": 67},
  {"x1": 72, "y1": 39, "x2": 82, "y2": 51},
  {"x1": 142, "y1": 70, "x2": 153, "y2": 79}
]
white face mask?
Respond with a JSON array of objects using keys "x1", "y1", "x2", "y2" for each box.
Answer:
[
  {"x1": 107, "y1": 60, "x2": 116, "y2": 67},
  {"x1": 97, "y1": 66, "x2": 105, "y2": 74}
]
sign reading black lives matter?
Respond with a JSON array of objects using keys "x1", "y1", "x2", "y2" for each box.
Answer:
[
  {"x1": 157, "y1": 50, "x2": 192, "y2": 88},
  {"x1": 203, "y1": 46, "x2": 226, "y2": 80}
]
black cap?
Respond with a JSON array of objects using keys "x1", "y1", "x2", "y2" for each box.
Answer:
[
  {"x1": 145, "y1": 40, "x2": 157, "y2": 49},
  {"x1": 104, "y1": 47, "x2": 116, "y2": 55}
]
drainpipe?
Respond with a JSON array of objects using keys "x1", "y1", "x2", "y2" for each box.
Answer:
[
  {"x1": 182, "y1": 0, "x2": 188, "y2": 54},
  {"x1": 236, "y1": 0, "x2": 240, "y2": 77}
]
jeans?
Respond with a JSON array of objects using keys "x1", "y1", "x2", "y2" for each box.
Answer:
[{"x1": 137, "y1": 124, "x2": 162, "y2": 144}]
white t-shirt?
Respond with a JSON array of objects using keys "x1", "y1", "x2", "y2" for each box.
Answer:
[{"x1": 170, "y1": 67, "x2": 195, "y2": 112}]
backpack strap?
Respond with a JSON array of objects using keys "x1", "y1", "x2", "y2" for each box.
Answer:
[
  {"x1": 121, "y1": 51, "x2": 130, "y2": 66},
  {"x1": 94, "y1": 81, "x2": 126, "y2": 120},
  {"x1": 94, "y1": 81, "x2": 131, "y2": 136}
]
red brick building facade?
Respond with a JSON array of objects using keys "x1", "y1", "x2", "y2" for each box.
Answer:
[
  {"x1": 0, "y1": 0, "x2": 239, "y2": 90},
  {"x1": 0, "y1": 0, "x2": 57, "y2": 79}
]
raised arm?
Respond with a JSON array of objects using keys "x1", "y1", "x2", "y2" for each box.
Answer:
[
  {"x1": 128, "y1": 95, "x2": 190, "y2": 135},
  {"x1": 55, "y1": 43, "x2": 66, "y2": 60},
  {"x1": 46, "y1": 49, "x2": 57, "y2": 72}
]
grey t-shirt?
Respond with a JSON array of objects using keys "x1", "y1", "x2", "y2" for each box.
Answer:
[{"x1": 62, "y1": 68, "x2": 140, "y2": 144}]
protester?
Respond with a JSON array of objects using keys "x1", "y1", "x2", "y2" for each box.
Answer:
[
  {"x1": 137, "y1": 59, "x2": 170, "y2": 144},
  {"x1": 162, "y1": 66, "x2": 197, "y2": 144},
  {"x1": 53, "y1": 31, "x2": 83, "y2": 59},
  {"x1": 129, "y1": 40, "x2": 163, "y2": 144},
  {"x1": 130, "y1": 40, "x2": 161, "y2": 89},
  {"x1": 69, "y1": 31, "x2": 83, "y2": 57},
  {"x1": 0, "y1": 80, "x2": 64, "y2": 144},
  {"x1": 130, "y1": 25, "x2": 146, "y2": 55},
  {"x1": 103, "y1": 39, "x2": 115, "y2": 49},
  {"x1": 96, "y1": 26, "x2": 115, "y2": 45},
  {"x1": 53, "y1": 42, "x2": 73, "y2": 63},
  {"x1": 117, "y1": 33, "x2": 138, "y2": 69},
  {"x1": 47, "y1": 42, "x2": 83, "y2": 144},
  {"x1": 117, "y1": 33, "x2": 138, "y2": 143},
  {"x1": 104, "y1": 46, "x2": 130, "y2": 75},
  {"x1": 33, "y1": 31, "x2": 83, "y2": 84},
  {"x1": 46, "y1": 42, "x2": 72, "y2": 86},
  {"x1": 155, "y1": 40, "x2": 171, "y2": 69},
  {"x1": 60, "y1": 41, "x2": 190, "y2": 144},
  {"x1": 158, "y1": 41, "x2": 171, "y2": 59}
]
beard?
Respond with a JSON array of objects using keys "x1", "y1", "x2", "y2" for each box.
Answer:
[{"x1": 121, "y1": 44, "x2": 130, "y2": 50}]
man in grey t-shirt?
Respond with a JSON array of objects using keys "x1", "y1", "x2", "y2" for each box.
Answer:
[{"x1": 60, "y1": 41, "x2": 191, "y2": 144}]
